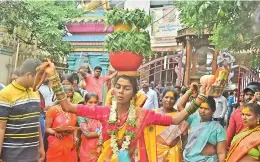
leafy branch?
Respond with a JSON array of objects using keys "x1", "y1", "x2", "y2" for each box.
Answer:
[
  {"x1": 0, "y1": 0, "x2": 83, "y2": 58},
  {"x1": 105, "y1": 8, "x2": 151, "y2": 29}
]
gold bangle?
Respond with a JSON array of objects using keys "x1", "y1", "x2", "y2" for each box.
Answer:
[
  {"x1": 48, "y1": 73, "x2": 59, "y2": 80},
  {"x1": 186, "y1": 90, "x2": 192, "y2": 96}
]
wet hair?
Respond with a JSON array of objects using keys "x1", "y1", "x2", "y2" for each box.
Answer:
[
  {"x1": 12, "y1": 69, "x2": 20, "y2": 76},
  {"x1": 162, "y1": 88, "x2": 179, "y2": 101},
  {"x1": 84, "y1": 92, "x2": 99, "y2": 103},
  {"x1": 114, "y1": 75, "x2": 138, "y2": 96},
  {"x1": 206, "y1": 96, "x2": 216, "y2": 112},
  {"x1": 94, "y1": 66, "x2": 102, "y2": 71},
  {"x1": 20, "y1": 58, "x2": 42, "y2": 76},
  {"x1": 246, "y1": 103, "x2": 260, "y2": 115}
]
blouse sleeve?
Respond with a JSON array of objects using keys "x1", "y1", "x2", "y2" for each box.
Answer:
[
  {"x1": 145, "y1": 110, "x2": 172, "y2": 126},
  {"x1": 77, "y1": 104, "x2": 110, "y2": 121},
  {"x1": 216, "y1": 125, "x2": 226, "y2": 142},
  {"x1": 46, "y1": 106, "x2": 59, "y2": 119}
]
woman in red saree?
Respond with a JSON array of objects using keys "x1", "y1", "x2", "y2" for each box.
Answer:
[
  {"x1": 78, "y1": 92, "x2": 102, "y2": 162},
  {"x1": 45, "y1": 85, "x2": 79, "y2": 162},
  {"x1": 226, "y1": 103, "x2": 260, "y2": 162},
  {"x1": 42, "y1": 61, "x2": 210, "y2": 162}
]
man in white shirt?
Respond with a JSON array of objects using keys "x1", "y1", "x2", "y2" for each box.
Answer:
[
  {"x1": 139, "y1": 79, "x2": 159, "y2": 109},
  {"x1": 213, "y1": 95, "x2": 228, "y2": 126}
]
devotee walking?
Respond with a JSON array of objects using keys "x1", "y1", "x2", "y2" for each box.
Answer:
[
  {"x1": 40, "y1": 60, "x2": 210, "y2": 162},
  {"x1": 213, "y1": 95, "x2": 228, "y2": 126},
  {"x1": 140, "y1": 79, "x2": 159, "y2": 109},
  {"x1": 227, "y1": 82, "x2": 260, "y2": 149},
  {"x1": 152, "y1": 88, "x2": 189, "y2": 162},
  {"x1": 226, "y1": 102, "x2": 260, "y2": 162},
  {"x1": 177, "y1": 84, "x2": 226, "y2": 162},
  {"x1": 45, "y1": 85, "x2": 79, "y2": 162},
  {"x1": 0, "y1": 58, "x2": 45, "y2": 162},
  {"x1": 78, "y1": 92, "x2": 102, "y2": 162}
]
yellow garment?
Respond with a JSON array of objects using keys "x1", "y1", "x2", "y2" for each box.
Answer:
[
  {"x1": 145, "y1": 112, "x2": 183, "y2": 162},
  {"x1": 98, "y1": 124, "x2": 126, "y2": 162},
  {"x1": 144, "y1": 126, "x2": 157, "y2": 162},
  {"x1": 156, "y1": 113, "x2": 182, "y2": 162},
  {"x1": 104, "y1": 88, "x2": 113, "y2": 106}
]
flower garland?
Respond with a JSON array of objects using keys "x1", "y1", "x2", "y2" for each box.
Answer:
[{"x1": 108, "y1": 98, "x2": 136, "y2": 157}]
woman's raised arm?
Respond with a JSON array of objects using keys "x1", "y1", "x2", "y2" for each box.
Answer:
[
  {"x1": 177, "y1": 83, "x2": 198, "y2": 111},
  {"x1": 172, "y1": 85, "x2": 210, "y2": 125}
]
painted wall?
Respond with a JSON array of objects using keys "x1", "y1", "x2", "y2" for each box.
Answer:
[
  {"x1": 0, "y1": 53, "x2": 13, "y2": 85},
  {"x1": 67, "y1": 52, "x2": 109, "y2": 76}
]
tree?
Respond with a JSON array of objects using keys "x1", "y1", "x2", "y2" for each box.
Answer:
[
  {"x1": 175, "y1": 0, "x2": 260, "y2": 68},
  {"x1": 0, "y1": 1, "x2": 83, "y2": 59}
]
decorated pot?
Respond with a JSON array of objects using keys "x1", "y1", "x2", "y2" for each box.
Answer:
[{"x1": 109, "y1": 51, "x2": 143, "y2": 74}]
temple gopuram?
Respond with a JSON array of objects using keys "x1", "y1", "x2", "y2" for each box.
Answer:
[{"x1": 64, "y1": 8, "x2": 113, "y2": 76}]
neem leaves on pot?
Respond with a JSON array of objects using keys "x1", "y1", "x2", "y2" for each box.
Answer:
[
  {"x1": 104, "y1": 31, "x2": 153, "y2": 57},
  {"x1": 105, "y1": 8, "x2": 151, "y2": 29}
]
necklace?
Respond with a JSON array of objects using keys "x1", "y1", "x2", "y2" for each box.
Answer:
[
  {"x1": 108, "y1": 99, "x2": 136, "y2": 157},
  {"x1": 62, "y1": 111, "x2": 70, "y2": 123},
  {"x1": 117, "y1": 109, "x2": 130, "y2": 123}
]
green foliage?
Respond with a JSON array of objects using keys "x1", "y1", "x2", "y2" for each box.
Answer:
[
  {"x1": 104, "y1": 31, "x2": 152, "y2": 57},
  {"x1": 105, "y1": 8, "x2": 151, "y2": 29},
  {"x1": 175, "y1": 1, "x2": 260, "y2": 68},
  {"x1": 0, "y1": 0, "x2": 83, "y2": 58}
]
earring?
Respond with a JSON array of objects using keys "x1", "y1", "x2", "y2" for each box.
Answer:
[{"x1": 257, "y1": 119, "x2": 260, "y2": 125}]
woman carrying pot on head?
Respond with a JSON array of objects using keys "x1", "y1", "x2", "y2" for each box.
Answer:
[
  {"x1": 45, "y1": 85, "x2": 79, "y2": 162},
  {"x1": 147, "y1": 88, "x2": 189, "y2": 162},
  {"x1": 226, "y1": 102, "x2": 260, "y2": 162},
  {"x1": 177, "y1": 84, "x2": 226, "y2": 162},
  {"x1": 40, "y1": 61, "x2": 211, "y2": 162},
  {"x1": 78, "y1": 92, "x2": 103, "y2": 162}
]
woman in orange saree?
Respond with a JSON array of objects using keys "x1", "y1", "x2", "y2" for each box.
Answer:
[
  {"x1": 45, "y1": 85, "x2": 78, "y2": 162},
  {"x1": 42, "y1": 61, "x2": 211, "y2": 162},
  {"x1": 153, "y1": 88, "x2": 189, "y2": 162},
  {"x1": 226, "y1": 103, "x2": 260, "y2": 162},
  {"x1": 78, "y1": 92, "x2": 102, "y2": 162}
]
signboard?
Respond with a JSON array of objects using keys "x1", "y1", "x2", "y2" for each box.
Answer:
[{"x1": 150, "y1": 7, "x2": 180, "y2": 47}]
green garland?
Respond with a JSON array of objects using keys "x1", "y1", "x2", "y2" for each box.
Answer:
[
  {"x1": 105, "y1": 8, "x2": 151, "y2": 29},
  {"x1": 104, "y1": 31, "x2": 153, "y2": 57}
]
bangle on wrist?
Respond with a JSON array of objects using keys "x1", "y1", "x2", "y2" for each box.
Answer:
[
  {"x1": 185, "y1": 99, "x2": 200, "y2": 115},
  {"x1": 198, "y1": 93, "x2": 208, "y2": 101},
  {"x1": 185, "y1": 90, "x2": 192, "y2": 96}
]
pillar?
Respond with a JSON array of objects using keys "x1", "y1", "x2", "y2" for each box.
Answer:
[
  {"x1": 184, "y1": 36, "x2": 191, "y2": 86},
  {"x1": 212, "y1": 49, "x2": 219, "y2": 74}
]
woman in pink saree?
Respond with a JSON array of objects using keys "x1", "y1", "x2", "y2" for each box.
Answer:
[
  {"x1": 78, "y1": 92, "x2": 102, "y2": 162},
  {"x1": 45, "y1": 85, "x2": 79, "y2": 162},
  {"x1": 42, "y1": 61, "x2": 210, "y2": 162}
]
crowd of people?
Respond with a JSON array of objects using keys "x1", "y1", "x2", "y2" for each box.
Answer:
[{"x1": 0, "y1": 58, "x2": 260, "y2": 162}]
